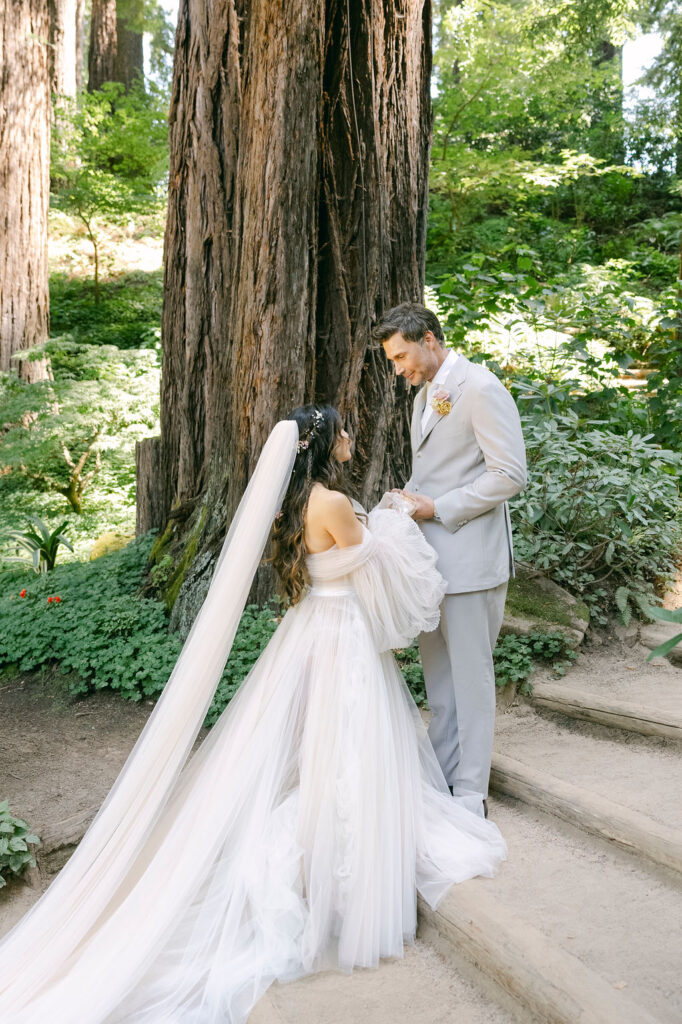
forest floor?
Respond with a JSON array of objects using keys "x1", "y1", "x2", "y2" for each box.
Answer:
[{"x1": 1, "y1": 622, "x2": 681, "y2": 1021}]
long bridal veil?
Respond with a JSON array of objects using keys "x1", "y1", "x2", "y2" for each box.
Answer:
[{"x1": 0, "y1": 420, "x2": 299, "y2": 1015}]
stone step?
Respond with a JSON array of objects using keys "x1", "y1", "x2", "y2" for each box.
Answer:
[
  {"x1": 250, "y1": 939, "x2": 522, "y2": 1024},
  {"x1": 419, "y1": 796, "x2": 681, "y2": 1024},
  {"x1": 490, "y1": 752, "x2": 682, "y2": 874},
  {"x1": 640, "y1": 621, "x2": 682, "y2": 667},
  {"x1": 530, "y1": 682, "x2": 682, "y2": 741},
  {"x1": 494, "y1": 705, "x2": 682, "y2": 834}
]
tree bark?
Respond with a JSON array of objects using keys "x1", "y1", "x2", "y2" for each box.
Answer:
[
  {"x1": 75, "y1": 0, "x2": 85, "y2": 92},
  {"x1": 89, "y1": 0, "x2": 144, "y2": 92},
  {"x1": 142, "y1": 0, "x2": 432, "y2": 631},
  {"x1": 88, "y1": 0, "x2": 117, "y2": 91},
  {"x1": 48, "y1": 0, "x2": 79, "y2": 100},
  {"x1": 0, "y1": 0, "x2": 51, "y2": 383},
  {"x1": 114, "y1": 5, "x2": 144, "y2": 90},
  {"x1": 136, "y1": 436, "x2": 165, "y2": 535}
]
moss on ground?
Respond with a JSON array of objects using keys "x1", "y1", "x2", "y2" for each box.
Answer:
[{"x1": 506, "y1": 574, "x2": 589, "y2": 629}]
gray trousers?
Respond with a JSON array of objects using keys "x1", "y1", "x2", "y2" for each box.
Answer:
[{"x1": 418, "y1": 582, "x2": 508, "y2": 816}]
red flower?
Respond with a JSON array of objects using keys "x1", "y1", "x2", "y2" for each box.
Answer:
[
  {"x1": 19, "y1": 589, "x2": 26, "y2": 598},
  {"x1": 55, "y1": 595, "x2": 61, "y2": 603},
  {"x1": 47, "y1": 596, "x2": 53, "y2": 603}
]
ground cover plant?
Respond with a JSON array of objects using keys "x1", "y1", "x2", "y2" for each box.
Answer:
[{"x1": 0, "y1": 801, "x2": 40, "y2": 888}]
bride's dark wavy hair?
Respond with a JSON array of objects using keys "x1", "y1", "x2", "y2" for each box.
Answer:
[{"x1": 271, "y1": 404, "x2": 350, "y2": 605}]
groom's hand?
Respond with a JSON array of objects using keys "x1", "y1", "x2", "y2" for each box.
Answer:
[{"x1": 393, "y1": 489, "x2": 435, "y2": 521}]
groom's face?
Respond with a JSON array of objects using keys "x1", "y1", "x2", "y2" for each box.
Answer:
[{"x1": 381, "y1": 331, "x2": 441, "y2": 387}]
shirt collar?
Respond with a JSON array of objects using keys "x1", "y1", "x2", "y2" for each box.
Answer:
[{"x1": 427, "y1": 349, "x2": 457, "y2": 392}]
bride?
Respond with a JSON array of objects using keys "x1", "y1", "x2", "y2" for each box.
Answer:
[{"x1": 0, "y1": 405, "x2": 506, "y2": 1023}]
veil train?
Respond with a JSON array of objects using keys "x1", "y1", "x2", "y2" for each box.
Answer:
[{"x1": 0, "y1": 421, "x2": 299, "y2": 1016}]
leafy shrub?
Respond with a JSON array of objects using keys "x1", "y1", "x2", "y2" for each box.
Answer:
[
  {"x1": 0, "y1": 339, "x2": 159, "y2": 542},
  {"x1": 0, "y1": 801, "x2": 40, "y2": 887},
  {"x1": 512, "y1": 416, "x2": 682, "y2": 622},
  {"x1": 49, "y1": 271, "x2": 163, "y2": 351},
  {"x1": 4, "y1": 515, "x2": 74, "y2": 573},
  {"x1": 493, "y1": 630, "x2": 577, "y2": 693},
  {"x1": 395, "y1": 646, "x2": 428, "y2": 706},
  {"x1": 0, "y1": 535, "x2": 181, "y2": 701},
  {"x1": 0, "y1": 540, "x2": 282, "y2": 725}
]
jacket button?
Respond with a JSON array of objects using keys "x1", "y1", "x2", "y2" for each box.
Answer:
[{"x1": 417, "y1": 453, "x2": 422, "y2": 458}]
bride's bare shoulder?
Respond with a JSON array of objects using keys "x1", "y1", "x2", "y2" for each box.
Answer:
[
  {"x1": 306, "y1": 485, "x2": 362, "y2": 548},
  {"x1": 307, "y1": 485, "x2": 352, "y2": 519}
]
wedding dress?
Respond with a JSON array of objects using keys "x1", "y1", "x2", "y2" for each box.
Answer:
[{"x1": 0, "y1": 422, "x2": 506, "y2": 1023}]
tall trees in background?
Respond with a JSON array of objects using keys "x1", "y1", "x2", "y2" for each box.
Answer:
[
  {"x1": 88, "y1": 0, "x2": 144, "y2": 91},
  {"x1": 138, "y1": 0, "x2": 432, "y2": 624},
  {"x1": 0, "y1": 2, "x2": 51, "y2": 383},
  {"x1": 48, "y1": 0, "x2": 85, "y2": 99}
]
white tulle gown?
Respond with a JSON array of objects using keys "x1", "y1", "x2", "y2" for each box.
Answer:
[{"x1": 3, "y1": 508, "x2": 507, "y2": 1023}]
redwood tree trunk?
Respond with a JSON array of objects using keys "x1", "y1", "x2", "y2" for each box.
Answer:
[
  {"x1": 114, "y1": 6, "x2": 144, "y2": 89},
  {"x1": 89, "y1": 0, "x2": 144, "y2": 92},
  {"x1": 48, "y1": 0, "x2": 79, "y2": 100},
  {"x1": 88, "y1": 0, "x2": 117, "y2": 91},
  {"x1": 0, "y1": 0, "x2": 51, "y2": 383},
  {"x1": 143, "y1": 0, "x2": 432, "y2": 631}
]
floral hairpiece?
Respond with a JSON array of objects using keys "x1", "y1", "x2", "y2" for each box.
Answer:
[{"x1": 297, "y1": 409, "x2": 324, "y2": 453}]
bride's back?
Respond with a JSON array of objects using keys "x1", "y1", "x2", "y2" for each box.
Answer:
[{"x1": 304, "y1": 484, "x2": 362, "y2": 554}]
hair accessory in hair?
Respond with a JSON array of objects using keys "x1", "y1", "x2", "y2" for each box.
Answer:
[{"x1": 296, "y1": 408, "x2": 325, "y2": 454}]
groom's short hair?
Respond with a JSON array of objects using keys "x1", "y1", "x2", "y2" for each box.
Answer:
[{"x1": 372, "y1": 303, "x2": 445, "y2": 346}]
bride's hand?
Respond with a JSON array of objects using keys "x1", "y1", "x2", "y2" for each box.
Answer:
[{"x1": 398, "y1": 490, "x2": 434, "y2": 521}]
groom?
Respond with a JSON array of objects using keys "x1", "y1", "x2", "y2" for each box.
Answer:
[{"x1": 374, "y1": 303, "x2": 527, "y2": 819}]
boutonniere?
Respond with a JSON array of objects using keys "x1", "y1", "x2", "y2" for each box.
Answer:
[{"x1": 430, "y1": 386, "x2": 452, "y2": 416}]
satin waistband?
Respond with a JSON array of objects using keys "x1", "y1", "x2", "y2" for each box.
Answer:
[{"x1": 308, "y1": 586, "x2": 354, "y2": 598}]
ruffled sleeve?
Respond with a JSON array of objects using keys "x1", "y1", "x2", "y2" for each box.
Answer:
[{"x1": 350, "y1": 508, "x2": 446, "y2": 652}]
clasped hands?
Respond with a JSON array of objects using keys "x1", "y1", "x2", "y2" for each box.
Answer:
[{"x1": 390, "y1": 488, "x2": 435, "y2": 521}]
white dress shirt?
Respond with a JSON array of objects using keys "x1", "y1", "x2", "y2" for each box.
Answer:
[{"x1": 421, "y1": 349, "x2": 458, "y2": 432}]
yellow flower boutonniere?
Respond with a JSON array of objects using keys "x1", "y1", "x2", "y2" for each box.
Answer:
[{"x1": 430, "y1": 386, "x2": 452, "y2": 416}]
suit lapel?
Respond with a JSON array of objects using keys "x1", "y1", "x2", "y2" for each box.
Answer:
[
  {"x1": 418, "y1": 356, "x2": 468, "y2": 449},
  {"x1": 411, "y1": 385, "x2": 428, "y2": 450}
]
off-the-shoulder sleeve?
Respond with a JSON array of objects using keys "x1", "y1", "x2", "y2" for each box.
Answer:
[{"x1": 350, "y1": 509, "x2": 446, "y2": 651}]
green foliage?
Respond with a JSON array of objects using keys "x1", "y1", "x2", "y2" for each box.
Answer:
[
  {"x1": 49, "y1": 270, "x2": 163, "y2": 350},
  {"x1": 3, "y1": 515, "x2": 74, "y2": 573},
  {"x1": 395, "y1": 646, "x2": 428, "y2": 706},
  {"x1": 512, "y1": 416, "x2": 682, "y2": 622},
  {"x1": 0, "y1": 801, "x2": 40, "y2": 888},
  {"x1": 0, "y1": 339, "x2": 159, "y2": 529},
  {"x1": 493, "y1": 631, "x2": 578, "y2": 694},
  {"x1": 0, "y1": 541, "x2": 280, "y2": 726},
  {"x1": 641, "y1": 603, "x2": 682, "y2": 661},
  {"x1": 0, "y1": 536, "x2": 182, "y2": 702},
  {"x1": 51, "y1": 82, "x2": 169, "y2": 298},
  {"x1": 426, "y1": 2, "x2": 682, "y2": 624}
]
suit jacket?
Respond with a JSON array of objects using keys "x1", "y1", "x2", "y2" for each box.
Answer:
[{"x1": 405, "y1": 355, "x2": 527, "y2": 594}]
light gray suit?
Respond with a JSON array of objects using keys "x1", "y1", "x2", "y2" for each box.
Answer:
[{"x1": 405, "y1": 354, "x2": 526, "y2": 815}]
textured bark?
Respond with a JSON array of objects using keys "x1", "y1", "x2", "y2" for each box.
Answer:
[
  {"x1": 75, "y1": 0, "x2": 85, "y2": 92},
  {"x1": 114, "y1": 5, "x2": 144, "y2": 89},
  {"x1": 48, "y1": 0, "x2": 79, "y2": 99},
  {"x1": 143, "y1": 0, "x2": 432, "y2": 628},
  {"x1": 136, "y1": 436, "x2": 165, "y2": 535},
  {"x1": 88, "y1": 0, "x2": 117, "y2": 91},
  {"x1": 89, "y1": 0, "x2": 143, "y2": 92},
  {"x1": 0, "y1": 0, "x2": 51, "y2": 383}
]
